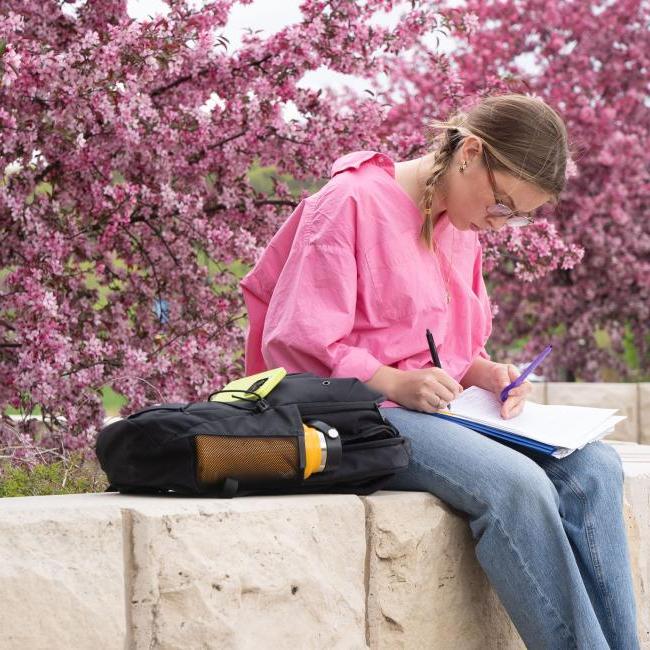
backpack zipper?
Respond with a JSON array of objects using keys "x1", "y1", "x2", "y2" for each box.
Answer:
[
  {"x1": 298, "y1": 400, "x2": 382, "y2": 415},
  {"x1": 127, "y1": 404, "x2": 185, "y2": 419}
]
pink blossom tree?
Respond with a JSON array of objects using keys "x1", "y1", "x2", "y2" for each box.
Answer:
[
  {"x1": 0, "y1": 0, "x2": 476, "y2": 462},
  {"x1": 2, "y1": 0, "x2": 644, "y2": 468}
]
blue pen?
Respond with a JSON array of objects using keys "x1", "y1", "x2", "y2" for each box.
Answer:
[{"x1": 500, "y1": 345, "x2": 553, "y2": 402}]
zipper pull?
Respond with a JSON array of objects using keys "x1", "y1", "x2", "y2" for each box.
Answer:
[{"x1": 255, "y1": 397, "x2": 270, "y2": 413}]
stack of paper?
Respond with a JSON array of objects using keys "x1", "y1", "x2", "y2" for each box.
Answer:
[{"x1": 432, "y1": 386, "x2": 626, "y2": 458}]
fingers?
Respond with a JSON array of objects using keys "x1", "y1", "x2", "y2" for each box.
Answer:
[
  {"x1": 430, "y1": 369, "x2": 463, "y2": 400},
  {"x1": 495, "y1": 364, "x2": 511, "y2": 385},
  {"x1": 494, "y1": 365, "x2": 514, "y2": 397},
  {"x1": 435, "y1": 385, "x2": 456, "y2": 405},
  {"x1": 503, "y1": 381, "x2": 533, "y2": 399},
  {"x1": 507, "y1": 364, "x2": 520, "y2": 381},
  {"x1": 495, "y1": 364, "x2": 534, "y2": 419},
  {"x1": 425, "y1": 394, "x2": 445, "y2": 412},
  {"x1": 501, "y1": 397, "x2": 526, "y2": 419},
  {"x1": 411, "y1": 392, "x2": 442, "y2": 414},
  {"x1": 500, "y1": 382, "x2": 532, "y2": 418}
]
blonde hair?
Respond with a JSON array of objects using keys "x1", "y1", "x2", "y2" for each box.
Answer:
[{"x1": 418, "y1": 92, "x2": 571, "y2": 251}]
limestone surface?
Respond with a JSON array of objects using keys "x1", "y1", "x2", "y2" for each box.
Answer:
[
  {"x1": 125, "y1": 493, "x2": 367, "y2": 649},
  {"x1": 640, "y1": 383, "x2": 650, "y2": 445},
  {"x1": 363, "y1": 491, "x2": 525, "y2": 649},
  {"x1": 0, "y1": 493, "x2": 128, "y2": 650},
  {"x1": 364, "y1": 444, "x2": 650, "y2": 649}
]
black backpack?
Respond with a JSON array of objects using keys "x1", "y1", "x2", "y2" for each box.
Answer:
[{"x1": 95, "y1": 371, "x2": 410, "y2": 498}]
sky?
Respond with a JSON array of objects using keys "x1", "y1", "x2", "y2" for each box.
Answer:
[{"x1": 125, "y1": 0, "x2": 467, "y2": 121}]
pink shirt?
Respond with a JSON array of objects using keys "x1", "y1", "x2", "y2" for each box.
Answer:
[{"x1": 239, "y1": 150, "x2": 493, "y2": 408}]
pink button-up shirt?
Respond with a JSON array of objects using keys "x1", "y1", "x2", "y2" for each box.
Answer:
[{"x1": 239, "y1": 150, "x2": 493, "y2": 408}]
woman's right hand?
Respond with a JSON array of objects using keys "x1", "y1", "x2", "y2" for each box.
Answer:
[{"x1": 389, "y1": 368, "x2": 463, "y2": 413}]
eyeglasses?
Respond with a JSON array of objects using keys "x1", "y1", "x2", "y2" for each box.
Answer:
[{"x1": 482, "y1": 149, "x2": 535, "y2": 227}]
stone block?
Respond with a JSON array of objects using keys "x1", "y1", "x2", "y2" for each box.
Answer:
[
  {"x1": 527, "y1": 381, "x2": 546, "y2": 404},
  {"x1": 363, "y1": 491, "x2": 524, "y2": 649},
  {"x1": 365, "y1": 446, "x2": 650, "y2": 649},
  {"x1": 607, "y1": 441, "x2": 650, "y2": 647},
  {"x1": 0, "y1": 493, "x2": 128, "y2": 650},
  {"x1": 547, "y1": 382, "x2": 639, "y2": 442},
  {"x1": 640, "y1": 383, "x2": 650, "y2": 445},
  {"x1": 126, "y1": 494, "x2": 367, "y2": 649}
]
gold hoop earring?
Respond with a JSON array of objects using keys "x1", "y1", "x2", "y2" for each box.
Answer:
[{"x1": 458, "y1": 160, "x2": 468, "y2": 173}]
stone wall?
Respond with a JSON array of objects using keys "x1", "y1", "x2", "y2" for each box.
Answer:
[{"x1": 1, "y1": 441, "x2": 649, "y2": 649}]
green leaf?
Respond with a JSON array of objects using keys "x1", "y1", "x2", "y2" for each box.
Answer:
[{"x1": 111, "y1": 170, "x2": 126, "y2": 185}]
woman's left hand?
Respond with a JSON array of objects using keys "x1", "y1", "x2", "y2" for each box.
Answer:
[{"x1": 490, "y1": 363, "x2": 533, "y2": 419}]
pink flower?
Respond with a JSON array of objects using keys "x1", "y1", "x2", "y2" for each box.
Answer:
[{"x1": 462, "y1": 12, "x2": 480, "y2": 35}]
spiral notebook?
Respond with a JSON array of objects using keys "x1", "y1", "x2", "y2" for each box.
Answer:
[{"x1": 431, "y1": 386, "x2": 626, "y2": 458}]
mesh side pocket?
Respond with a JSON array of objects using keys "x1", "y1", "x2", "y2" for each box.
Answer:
[{"x1": 195, "y1": 435, "x2": 300, "y2": 486}]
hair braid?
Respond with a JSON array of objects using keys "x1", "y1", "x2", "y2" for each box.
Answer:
[{"x1": 418, "y1": 117, "x2": 467, "y2": 251}]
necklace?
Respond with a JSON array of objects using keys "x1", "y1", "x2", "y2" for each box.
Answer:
[
  {"x1": 424, "y1": 192, "x2": 455, "y2": 304},
  {"x1": 427, "y1": 206, "x2": 455, "y2": 304},
  {"x1": 433, "y1": 231, "x2": 455, "y2": 304}
]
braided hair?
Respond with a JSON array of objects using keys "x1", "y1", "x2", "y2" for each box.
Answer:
[{"x1": 418, "y1": 117, "x2": 468, "y2": 251}]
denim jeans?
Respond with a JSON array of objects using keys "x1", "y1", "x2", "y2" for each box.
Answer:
[{"x1": 379, "y1": 406, "x2": 640, "y2": 650}]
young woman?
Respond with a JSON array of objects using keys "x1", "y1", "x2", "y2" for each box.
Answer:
[{"x1": 239, "y1": 93, "x2": 639, "y2": 649}]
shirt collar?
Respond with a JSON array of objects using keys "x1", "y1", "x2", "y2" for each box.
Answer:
[{"x1": 330, "y1": 151, "x2": 394, "y2": 178}]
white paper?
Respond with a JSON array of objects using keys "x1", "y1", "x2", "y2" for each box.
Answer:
[{"x1": 445, "y1": 386, "x2": 624, "y2": 449}]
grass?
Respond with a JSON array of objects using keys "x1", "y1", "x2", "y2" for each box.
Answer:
[{"x1": 0, "y1": 452, "x2": 109, "y2": 497}]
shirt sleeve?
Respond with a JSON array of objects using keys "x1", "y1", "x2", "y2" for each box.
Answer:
[{"x1": 261, "y1": 238, "x2": 384, "y2": 382}]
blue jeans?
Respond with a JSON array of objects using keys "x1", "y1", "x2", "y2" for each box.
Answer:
[{"x1": 379, "y1": 406, "x2": 640, "y2": 650}]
